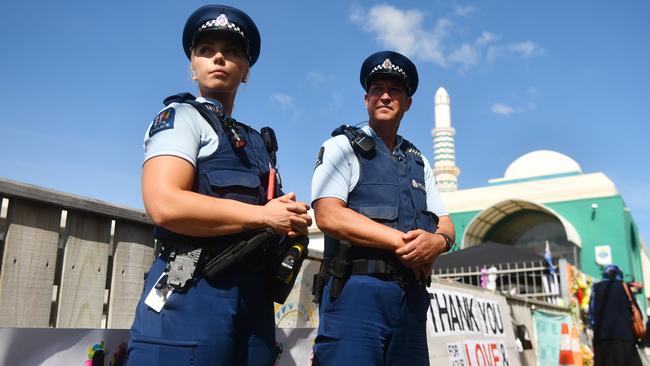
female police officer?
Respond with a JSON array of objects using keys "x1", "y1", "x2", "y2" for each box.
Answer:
[{"x1": 127, "y1": 5, "x2": 311, "y2": 365}]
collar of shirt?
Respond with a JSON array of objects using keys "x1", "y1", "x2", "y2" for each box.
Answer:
[
  {"x1": 361, "y1": 125, "x2": 405, "y2": 155},
  {"x1": 196, "y1": 97, "x2": 228, "y2": 117}
]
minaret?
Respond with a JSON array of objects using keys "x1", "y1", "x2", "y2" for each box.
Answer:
[{"x1": 432, "y1": 87, "x2": 460, "y2": 192}]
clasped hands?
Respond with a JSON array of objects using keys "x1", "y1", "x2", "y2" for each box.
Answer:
[
  {"x1": 262, "y1": 192, "x2": 312, "y2": 238},
  {"x1": 394, "y1": 229, "x2": 447, "y2": 280}
]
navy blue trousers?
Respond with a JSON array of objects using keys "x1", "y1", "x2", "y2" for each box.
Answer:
[
  {"x1": 126, "y1": 257, "x2": 276, "y2": 365},
  {"x1": 313, "y1": 274, "x2": 430, "y2": 365}
]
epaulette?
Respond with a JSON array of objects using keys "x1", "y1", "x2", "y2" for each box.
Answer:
[
  {"x1": 331, "y1": 125, "x2": 375, "y2": 157},
  {"x1": 402, "y1": 139, "x2": 422, "y2": 158}
]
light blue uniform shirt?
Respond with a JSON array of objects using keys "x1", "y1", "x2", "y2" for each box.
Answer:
[
  {"x1": 143, "y1": 97, "x2": 222, "y2": 166},
  {"x1": 311, "y1": 125, "x2": 448, "y2": 216}
]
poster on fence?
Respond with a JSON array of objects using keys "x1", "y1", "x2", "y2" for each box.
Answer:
[
  {"x1": 533, "y1": 310, "x2": 569, "y2": 366},
  {"x1": 426, "y1": 281, "x2": 521, "y2": 366},
  {"x1": 0, "y1": 328, "x2": 130, "y2": 366},
  {"x1": 0, "y1": 327, "x2": 316, "y2": 366}
]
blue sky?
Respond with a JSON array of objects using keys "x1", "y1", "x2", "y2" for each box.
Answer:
[{"x1": 1, "y1": 1, "x2": 648, "y2": 244}]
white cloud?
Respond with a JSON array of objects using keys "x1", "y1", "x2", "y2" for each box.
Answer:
[
  {"x1": 351, "y1": 5, "x2": 543, "y2": 72},
  {"x1": 349, "y1": 4, "x2": 364, "y2": 23},
  {"x1": 488, "y1": 41, "x2": 544, "y2": 64},
  {"x1": 269, "y1": 93, "x2": 294, "y2": 110},
  {"x1": 350, "y1": 4, "x2": 450, "y2": 67},
  {"x1": 491, "y1": 87, "x2": 539, "y2": 115},
  {"x1": 305, "y1": 71, "x2": 327, "y2": 86},
  {"x1": 476, "y1": 31, "x2": 498, "y2": 46},
  {"x1": 486, "y1": 45, "x2": 500, "y2": 64},
  {"x1": 508, "y1": 41, "x2": 544, "y2": 58},
  {"x1": 448, "y1": 43, "x2": 479, "y2": 70},
  {"x1": 455, "y1": 5, "x2": 477, "y2": 17},
  {"x1": 491, "y1": 103, "x2": 515, "y2": 116},
  {"x1": 448, "y1": 32, "x2": 499, "y2": 71}
]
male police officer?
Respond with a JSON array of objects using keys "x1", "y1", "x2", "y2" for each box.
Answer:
[{"x1": 311, "y1": 51, "x2": 455, "y2": 365}]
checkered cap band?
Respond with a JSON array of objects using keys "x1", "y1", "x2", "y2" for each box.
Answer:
[
  {"x1": 370, "y1": 60, "x2": 407, "y2": 80},
  {"x1": 198, "y1": 19, "x2": 246, "y2": 39}
]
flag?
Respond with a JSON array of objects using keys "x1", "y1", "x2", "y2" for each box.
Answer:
[{"x1": 545, "y1": 241, "x2": 556, "y2": 274}]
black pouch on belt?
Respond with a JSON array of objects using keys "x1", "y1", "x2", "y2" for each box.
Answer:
[
  {"x1": 202, "y1": 229, "x2": 276, "y2": 280},
  {"x1": 328, "y1": 241, "x2": 351, "y2": 300}
]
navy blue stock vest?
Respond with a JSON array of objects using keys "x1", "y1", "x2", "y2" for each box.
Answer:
[
  {"x1": 153, "y1": 93, "x2": 279, "y2": 247},
  {"x1": 324, "y1": 127, "x2": 439, "y2": 262}
]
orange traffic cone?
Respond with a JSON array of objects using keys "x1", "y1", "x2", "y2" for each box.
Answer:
[
  {"x1": 559, "y1": 322, "x2": 575, "y2": 365},
  {"x1": 570, "y1": 325, "x2": 583, "y2": 366}
]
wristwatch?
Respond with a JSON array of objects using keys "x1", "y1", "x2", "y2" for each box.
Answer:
[{"x1": 436, "y1": 232, "x2": 454, "y2": 252}]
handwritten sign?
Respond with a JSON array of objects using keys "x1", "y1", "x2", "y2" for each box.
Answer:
[{"x1": 426, "y1": 284, "x2": 520, "y2": 366}]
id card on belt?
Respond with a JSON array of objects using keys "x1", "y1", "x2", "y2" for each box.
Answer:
[{"x1": 144, "y1": 272, "x2": 173, "y2": 312}]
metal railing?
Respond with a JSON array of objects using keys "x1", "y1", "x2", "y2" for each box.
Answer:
[{"x1": 433, "y1": 259, "x2": 565, "y2": 304}]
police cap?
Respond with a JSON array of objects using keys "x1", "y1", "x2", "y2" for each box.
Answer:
[
  {"x1": 360, "y1": 51, "x2": 418, "y2": 96},
  {"x1": 182, "y1": 5, "x2": 261, "y2": 66}
]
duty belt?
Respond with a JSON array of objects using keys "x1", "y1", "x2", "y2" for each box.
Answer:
[
  {"x1": 158, "y1": 229, "x2": 278, "y2": 290},
  {"x1": 350, "y1": 258, "x2": 430, "y2": 287},
  {"x1": 158, "y1": 230, "x2": 265, "y2": 261},
  {"x1": 313, "y1": 247, "x2": 432, "y2": 305}
]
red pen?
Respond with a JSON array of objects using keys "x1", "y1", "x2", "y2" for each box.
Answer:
[{"x1": 267, "y1": 166, "x2": 276, "y2": 201}]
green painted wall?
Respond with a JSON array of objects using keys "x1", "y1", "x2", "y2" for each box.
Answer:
[
  {"x1": 446, "y1": 195, "x2": 645, "y2": 305},
  {"x1": 545, "y1": 196, "x2": 639, "y2": 280},
  {"x1": 448, "y1": 210, "x2": 479, "y2": 252},
  {"x1": 624, "y1": 213, "x2": 646, "y2": 310}
]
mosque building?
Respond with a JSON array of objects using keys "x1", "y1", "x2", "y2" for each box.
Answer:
[{"x1": 432, "y1": 87, "x2": 647, "y2": 302}]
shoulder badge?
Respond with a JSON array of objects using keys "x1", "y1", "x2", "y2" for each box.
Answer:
[
  {"x1": 315, "y1": 146, "x2": 325, "y2": 169},
  {"x1": 149, "y1": 108, "x2": 176, "y2": 137}
]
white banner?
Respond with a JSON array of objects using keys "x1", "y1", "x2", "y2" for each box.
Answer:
[{"x1": 427, "y1": 283, "x2": 521, "y2": 366}]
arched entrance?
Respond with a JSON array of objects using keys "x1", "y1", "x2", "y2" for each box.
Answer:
[{"x1": 462, "y1": 199, "x2": 582, "y2": 266}]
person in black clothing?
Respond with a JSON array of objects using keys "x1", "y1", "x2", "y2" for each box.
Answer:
[{"x1": 588, "y1": 264, "x2": 643, "y2": 366}]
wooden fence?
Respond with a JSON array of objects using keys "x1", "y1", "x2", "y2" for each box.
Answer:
[{"x1": 0, "y1": 177, "x2": 155, "y2": 329}]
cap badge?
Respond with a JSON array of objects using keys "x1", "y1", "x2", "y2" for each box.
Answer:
[
  {"x1": 369, "y1": 57, "x2": 408, "y2": 84},
  {"x1": 198, "y1": 14, "x2": 246, "y2": 45},
  {"x1": 216, "y1": 14, "x2": 229, "y2": 26}
]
